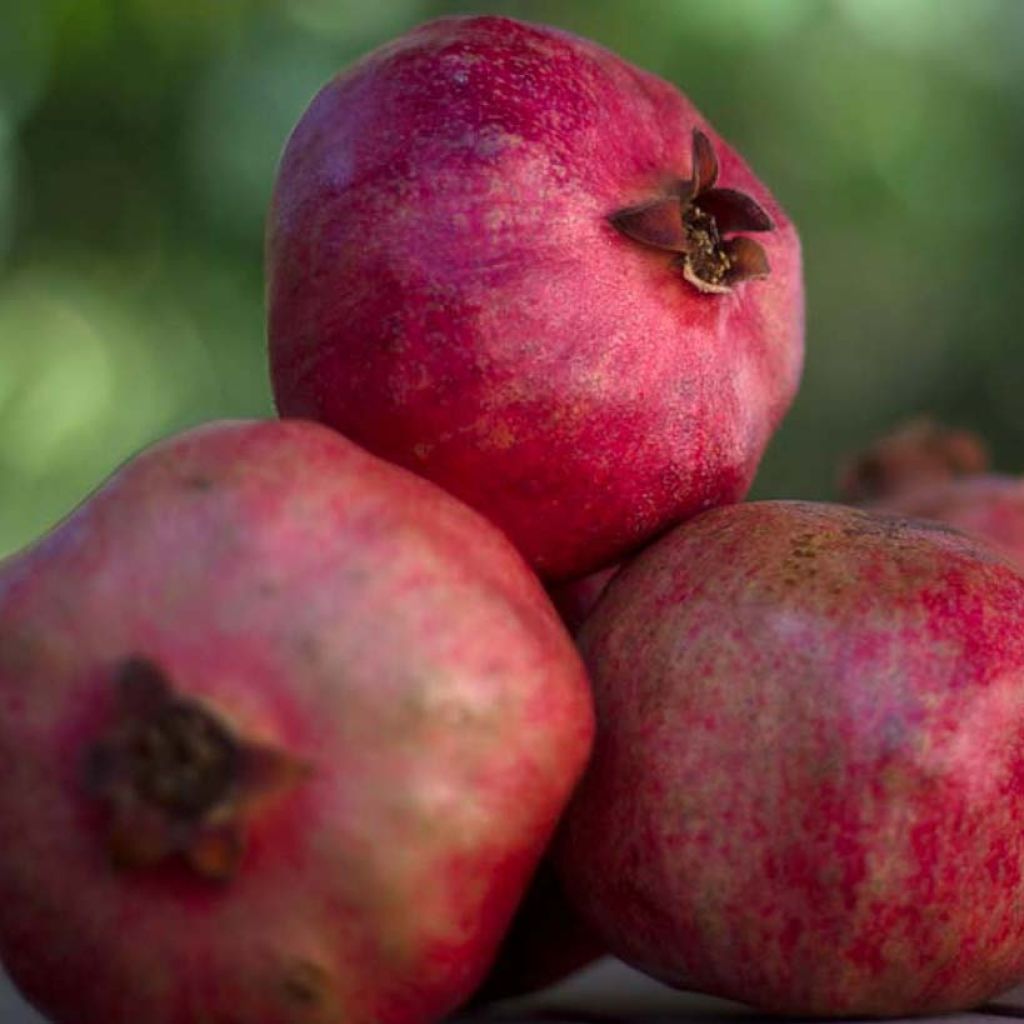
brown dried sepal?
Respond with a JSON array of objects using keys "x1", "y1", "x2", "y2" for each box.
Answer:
[
  {"x1": 611, "y1": 129, "x2": 774, "y2": 294},
  {"x1": 85, "y1": 656, "x2": 310, "y2": 882}
]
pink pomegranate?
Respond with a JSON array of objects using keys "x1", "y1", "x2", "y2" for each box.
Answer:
[
  {"x1": 267, "y1": 15, "x2": 804, "y2": 581},
  {"x1": 557, "y1": 500, "x2": 1024, "y2": 1016},
  {"x1": 0, "y1": 419, "x2": 594, "y2": 1024},
  {"x1": 840, "y1": 418, "x2": 1024, "y2": 567}
]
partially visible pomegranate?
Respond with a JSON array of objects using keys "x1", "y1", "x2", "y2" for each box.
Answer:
[
  {"x1": 468, "y1": 860, "x2": 602, "y2": 1005},
  {"x1": 558, "y1": 500, "x2": 1024, "y2": 1016},
  {"x1": 840, "y1": 418, "x2": 1024, "y2": 566},
  {"x1": 837, "y1": 417, "x2": 990, "y2": 504},
  {"x1": 0, "y1": 420, "x2": 593, "y2": 1024},
  {"x1": 549, "y1": 566, "x2": 619, "y2": 634},
  {"x1": 267, "y1": 15, "x2": 803, "y2": 580}
]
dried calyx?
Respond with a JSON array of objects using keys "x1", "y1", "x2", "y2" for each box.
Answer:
[
  {"x1": 611, "y1": 129, "x2": 774, "y2": 294},
  {"x1": 84, "y1": 657, "x2": 309, "y2": 881}
]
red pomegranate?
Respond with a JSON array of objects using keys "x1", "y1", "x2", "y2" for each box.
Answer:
[
  {"x1": 549, "y1": 565, "x2": 619, "y2": 634},
  {"x1": 840, "y1": 418, "x2": 1024, "y2": 567},
  {"x1": 468, "y1": 859, "x2": 602, "y2": 1005},
  {"x1": 267, "y1": 15, "x2": 804, "y2": 580},
  {"x1": 0, "y1": 420, "x2": 594, "y2": 1024},
  {"x1": 557, "y1": 500, "x2": 1024, "y2": 1016}
]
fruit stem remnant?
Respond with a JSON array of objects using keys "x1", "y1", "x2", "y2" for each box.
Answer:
[
  {"x1": 611, "y1": 129, "x2": 774, "y2": 293},
  {"x1": 84, "y1": 657, "x2": 310, "y2": 881}
]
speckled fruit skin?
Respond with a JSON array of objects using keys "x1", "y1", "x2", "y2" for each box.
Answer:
[
  {"x1": 267, "y1": 15, "x2": 803, "y2": 581},
  {"x1": 557, "y1": 501, "x2": 1024, "y2": 1016},
  {"x1": 872, "y1": 478, "x2": 1024, "y2": 569},
  {"x1": 0, "y1": 419, "x2": 594, "y2": 1024}
]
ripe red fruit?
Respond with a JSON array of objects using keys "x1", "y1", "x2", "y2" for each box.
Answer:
[
  {"x1": 840, "y1": 418, "x2": 1024, "y2": 567},
  {"x1": 267, "y1": 15, "x2": 804, "y2": 581},
  {"x1": 0, "y1": 420, "x2": 593, "y2": 1024},
  {"x1": 557, "y1": 501, "x2": 1024, "y2": 1016}
]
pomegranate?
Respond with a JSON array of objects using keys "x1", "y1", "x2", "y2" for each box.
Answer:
[
  {"x1": 469, "y1": 859, "x2": 602, "y2": 1005},
  {"x1": 0, "y1": 419, "x2": 594, "y2": 1024},
  {"x1": 557, "y1": 500, "x2": 1024, "y2": 1016},
  {"x1": 549, "y1": 565, "x2": 619, "y2": 634},
  {"x1": 840, "y1": 418, "x2": 1024, "y2": 567},
  {"x1": 267, "y1": 15, "x2": 804, "y2": 580}
]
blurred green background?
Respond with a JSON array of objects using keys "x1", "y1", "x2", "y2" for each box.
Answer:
[{"x1": 1, "y1": 0, "x2": 1022, "y2": 557}]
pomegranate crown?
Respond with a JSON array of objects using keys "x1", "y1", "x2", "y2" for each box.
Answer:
[
  {"x1": 611, "y1": 129, "x2": 774, "y2": 294},
  {"x1": 84, "y1": 657, "x2": 310, "y2": 881}
]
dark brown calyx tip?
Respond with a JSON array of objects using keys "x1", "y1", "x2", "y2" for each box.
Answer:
[
  {"x1": 611, "y1": 128, "x2": 774, "y2": 294},
  {"x1": 85, "y1": 656, "x2": 310, "y2": 882},
  {"x1": 837, "y1": 417, "x2": 991, "y2": 503}
]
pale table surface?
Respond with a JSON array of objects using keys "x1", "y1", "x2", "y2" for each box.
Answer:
[{"x1": 5, "y1": 958, "x2": 1024, "y2": 1024}]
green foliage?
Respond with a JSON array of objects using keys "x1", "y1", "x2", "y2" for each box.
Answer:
[{"x1": 1, "y1": 0, "x2": 1022, "y2": 555}]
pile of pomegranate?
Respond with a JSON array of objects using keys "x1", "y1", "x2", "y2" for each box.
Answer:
[{"x1": 2, "y1": 16, "x2": 1021, "y2": 1024}]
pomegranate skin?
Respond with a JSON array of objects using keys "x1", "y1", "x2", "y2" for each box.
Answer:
[
  {"x1": 557, "y1": 501, "x2": 1024, "y2": 1016},
  {"x1": 0, "y1": 420, "x2": 594, "y2": 1024},
  {"x1": 267, "y1": 15, "x2": 804, "y2": 581}
]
